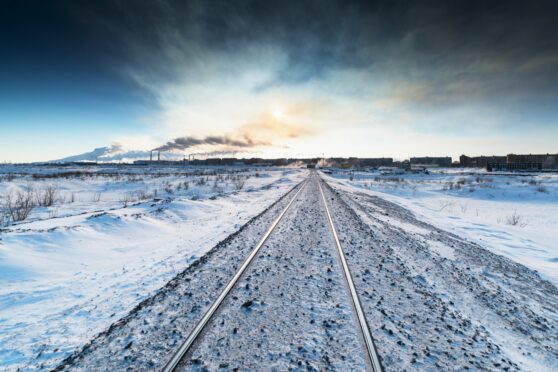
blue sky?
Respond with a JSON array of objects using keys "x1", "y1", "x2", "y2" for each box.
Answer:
[{"x1": 1, "y1": 0, "x2": 557, "y2": 162}]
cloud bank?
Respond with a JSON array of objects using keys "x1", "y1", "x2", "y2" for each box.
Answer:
[{"x1": 4, "y1": 0, "x2": 556, "y2": 159}]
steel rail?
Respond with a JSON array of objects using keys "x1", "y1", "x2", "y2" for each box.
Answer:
[
  {"x1": 162, "y1": 178, "x2": 309, "y2": 372},
  {"x1": 318, "y1": 177, "x2": 384, "y2": 372}
]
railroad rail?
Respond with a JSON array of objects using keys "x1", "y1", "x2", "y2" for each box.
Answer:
[
  {"x1": 318, "y1": 178, "x2": 384, "y2": 372},
  {"x1": 162, "y1": 178, "x2": 309, "y2": 372},
  {"x1": 162, "y1": 174, "x2": 383, "y2": 371}
]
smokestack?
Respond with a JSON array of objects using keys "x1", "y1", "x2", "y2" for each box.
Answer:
[
  {"x1": 158, "y1": 151, "x2": 160, "y2": 161},
  {"x1": 150, "y1": 151, "x2": 153, "y2": 162}
]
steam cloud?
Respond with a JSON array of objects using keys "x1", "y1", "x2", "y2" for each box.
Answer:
[{"x1": 154, "y1": 135, "x2": 269, "y2": 152}]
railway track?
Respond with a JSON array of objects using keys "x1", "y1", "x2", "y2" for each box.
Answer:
[
  {"x1": 317, "y1": 180, "x2": 383, "y2": 372},
  {"x1": 162, "y1": 173, "x2": 383, "y2": 371}
]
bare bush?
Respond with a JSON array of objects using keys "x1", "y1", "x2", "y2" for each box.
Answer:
[
  {"x1": 0, "y1": 207, "x2": 8, "y2": 230},
  {"x1": 164, "y1": 183, "x2": 174, "y2": 194},
  {"x1": 133, "y1": 189, "x2": 150, "y2": 200},
  {"x1": 58, "y1": 192, "x2": 76, "y2": 204},
  {"x1": 122, "y1": 193, "x2": 134, "y2": 206},
  {"x1": 212, "y1": 182, "x2": 225, "y2": 195},
  {"x1": 232, "y1": 177, "x2": 246, "y2": 191},
  {"x1": 506, "y1": 211, "x2": 526, "y2": 227},
  {"x1": 5, "y1": 187, "x2": 35, "y2": 222},
  {"x1": 91, "y1": 192, "x2": 102, "y2": 203},
  {"x1": 37, "y1": 185, "x2": 59, "y2": 207},
  {"x1": 439, "y1": 201, "x2": 454, "y2": 211},
  {"x1": 48, "y1": 208, "x2": 59, "y2": 219}
]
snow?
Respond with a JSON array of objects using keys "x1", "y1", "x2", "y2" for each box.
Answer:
[
  {"x1": 53, "y1": 179, "x2": 312, "y2": 371},
  {"x1": 26, "y1": 170, "x2": 556, "y2": 371},
  {"x1": 324, "y1": 168, "x2": 558, "y2": 285},
  {"x1": 426, "y1": 240, "x2": 456, "y2": 260},
  {"x1": 2, "y1": 165, "x2": 556, "y2": 371},
  {"x1": 0, "y1": 165, "x2": 305, "y2": 371},
  {"x1": 321, "y1": 176, "x2": 558, "y2": 371}
]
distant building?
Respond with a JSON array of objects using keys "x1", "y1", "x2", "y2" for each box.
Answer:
[
  {"x1": 359, "y1": 158, "x2": 393, "y2": 167},
  {"x1": 271, "y1": 158, "x2": 289, "y2": 166},
  {"x1": 220, "y1": 158, "x2": 239, "y2": 165},
  {"x1": 410, "y1": 156, "x2": 452, "y2": 167},
  {"x1": 507, "y1": 154, "x2": 557, "y2": 170},
  {"x1": 478, "y1": 153, "x2": 558, "y2": 171},
  {"x1": 393, "y1": 160, "x2": 411, "y2": 170},
  {"x1": 460, "y1": 155, "x2": 506, "y2": 168}
]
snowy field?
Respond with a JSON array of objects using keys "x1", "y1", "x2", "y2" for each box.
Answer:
[
  {"x1": 0, "y1": 165, "x2": 305, "y2": 370},
  {"x1": 325, "y1": 168, "x2": 558, "y2": 285}
]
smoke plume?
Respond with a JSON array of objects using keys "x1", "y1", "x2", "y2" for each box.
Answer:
[{"x1": 154, "y1": 135, "x2": 269, "y2": 152}]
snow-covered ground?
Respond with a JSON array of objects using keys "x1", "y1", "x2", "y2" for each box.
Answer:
[
  {"x1": 322, "y1": 177, "x2": 558, "y2": 371},
  {"x1": 2, "y1": 165, "x2": 556, "y2": 371},
  {"x1": 52, "y1": 173, "x2": 558, "y2": 371},
  {"x1": 325, "y1": 168, "x2": 558, "y2": 284},
  {"x1": 0, "y1": 165, "x2": 305, "y2": 371}
]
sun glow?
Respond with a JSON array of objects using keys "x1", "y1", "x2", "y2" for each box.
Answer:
[{"x1": 271, "y1": 107, "x2": 285, "y2": 120}]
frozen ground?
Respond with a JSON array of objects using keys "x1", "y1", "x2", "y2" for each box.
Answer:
[
  {"x1": 54, "y1": 179, "x2": 310, "y2": 371},
  {"x1": 321, "y1": 177, "x2": 558, "y2": 370},
  {"x1": 326, "y1": 168, "x2": 558, "y2": 284},
  {"x1": 2, "y1": 166, "x2": 557, "y2": 371},
  {"x1": 0, "y1": 165, "x2": 305, "y2": 371},
  {"x1": 53, "y1": 172, "x2": 557, "y2": 371},
  {"x1": 177, "y1": 175, "x2": 367, "y2": 370},
  {"x1": 56, "y1": 175, "x2": 369, "y2": 371}
]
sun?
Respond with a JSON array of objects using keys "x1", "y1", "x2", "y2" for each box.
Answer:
[{"x1": 271, "y1": 107, "x2": 285, "y2": 120}]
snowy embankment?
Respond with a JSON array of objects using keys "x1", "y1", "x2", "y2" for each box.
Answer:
[
  {"x1": 325, "y1": 168, "x2": 558, "y2": 284},
  {"x1": 0, "y1": 165, "x2": 305, "y2": 371}
]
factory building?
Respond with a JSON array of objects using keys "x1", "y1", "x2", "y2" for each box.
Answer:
[
  {"x1": 410, "y1": 156, "x2": 452, "y2": 167},
  {"x1": 461, "y1": 153, "x2": 558, "y2": 171},
  {"x1": 459, "y1": 155, "x2": 506, "y2": 168},
  {"x1": 359, "y1": 158, "x2": 394, "y2": 167}
]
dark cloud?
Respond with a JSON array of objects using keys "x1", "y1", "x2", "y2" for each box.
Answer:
[
  {"x1": 2, "y1": 0, "x2": 558, "y2": 106},
  {"x1": 154, "y1": 135, "x2": 269, "y2": 152}
]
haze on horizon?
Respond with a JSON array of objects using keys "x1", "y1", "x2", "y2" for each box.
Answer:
[{"x1": 1, "y1": 0, "x2": 557, "y2": 163}]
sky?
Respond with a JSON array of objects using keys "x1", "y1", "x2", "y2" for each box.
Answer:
[{"x1": 1, "y1": 0, "x2": 557, "y2": 162}]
